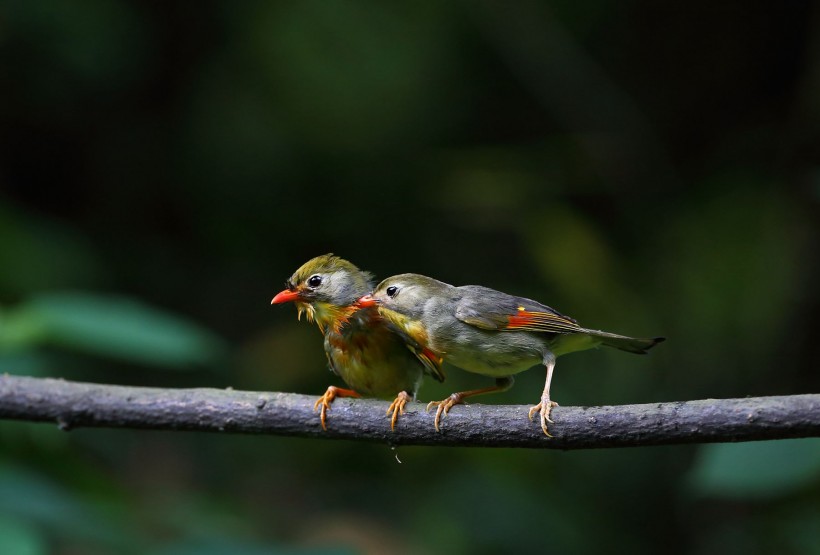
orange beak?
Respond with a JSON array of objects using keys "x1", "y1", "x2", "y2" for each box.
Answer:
[
  {"x1": 356, "y1": 294, "x2": 378, "y2": 308},
  {"x1": 271, "y1": 289, "x2": 301, "y2": 304}
]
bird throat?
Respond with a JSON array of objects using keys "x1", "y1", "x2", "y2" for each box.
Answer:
[
  {"x1": 297, "y1": 301, "x2": 359, "y2": 334},
  {"x1": 376, "y1": 307, "x2": 430, "y2": 347}
]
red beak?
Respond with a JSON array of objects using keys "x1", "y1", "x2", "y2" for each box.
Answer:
[
  {"x1": 271, "y1": 289, "x2": 301, "y2": 304},
  {"x1": 356, "y1": 294, "x2": 378, "y2": 308}
]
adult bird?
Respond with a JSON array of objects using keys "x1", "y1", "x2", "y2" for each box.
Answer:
[
  {"x1": 358, "y1": 274, "x2": 664, "y2": 436},
  {"x1": 271, "y1": 255, "x2": 443, "y2": 430}
]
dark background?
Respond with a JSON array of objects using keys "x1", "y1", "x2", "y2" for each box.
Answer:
[{"x1": 1, "y1": 1, "x2": 819, "y2": 554}]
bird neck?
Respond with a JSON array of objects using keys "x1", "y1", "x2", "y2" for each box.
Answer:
[{"x1": 376, "y1": 306, "x2": 430, "y2": 348}]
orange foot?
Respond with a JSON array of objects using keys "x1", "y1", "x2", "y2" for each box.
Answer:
[
  {"x1": 386, "y1": 391, "x2": 411, "y2": 431},
  {"x1": 313, "y1": 386, "x2": 360, "y2": 431},
  {"x1": 528, "y1": 397, "x2": 559, "y2": 437},
  {"x1": 426, "y1": 393, "x2": 465, "y2": 432}
]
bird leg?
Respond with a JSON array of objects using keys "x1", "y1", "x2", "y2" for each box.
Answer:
[
  {"x1": 426, "y1": 376, "x2": 514, "y2": 432},
  {"x1": 385, "y1": 391, "x2": 412, "y2": 431},
  {"x1": 528, "y1": 353, "x2": 558, "y2": 437},
  {"x1": 314, "y1": 386, "x2": 360, "y2": 431}
]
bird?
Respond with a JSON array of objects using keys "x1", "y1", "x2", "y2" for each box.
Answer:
[
  {"x1": 357, "y1": 273, "x2": 664, "y2": 436},
  {"x1": 271, "y1": 255, "x2": 443, "y2": 430}
]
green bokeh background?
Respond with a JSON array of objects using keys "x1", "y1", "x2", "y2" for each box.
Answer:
[{"x1": 1, "y1": 1, "x2": 819, "y2": 554}]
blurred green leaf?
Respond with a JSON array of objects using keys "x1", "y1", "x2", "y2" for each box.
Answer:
[
  {"x1": 0, "y1": 463, "x2": 134, "y2": 549},
  {"x1": 0, "y1": 293, "x2": 227, "y2": 369},
  {"x1": 156, "y1": 540, "x2": 355, "y2": 555},
  {"x1": 0, "y1": 353, "x2": 53, "y2": 377},
  {"x1": 0, "y1": 517, "x2": 46, "y2": 555},
  {"x1": 689, "y1": 439, "x2": 820, "y2": 499}
]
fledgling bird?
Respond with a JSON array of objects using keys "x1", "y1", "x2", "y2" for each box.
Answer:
[
  {"x1": 358, "y1": 274, "x2": 664, "y2": 436},
  {"x1": 271, "y1": 255, "x2": 443, "y2": 430}
]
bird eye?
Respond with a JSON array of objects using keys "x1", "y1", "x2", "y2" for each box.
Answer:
[
  {"x1": 307, "y1": 275, "x2": 322, "y2": 288},
  {"x1": 386, "y1": 286, "x2": 398, "y2": 298}
]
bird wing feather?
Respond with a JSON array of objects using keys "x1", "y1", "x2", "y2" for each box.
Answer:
[
  {"x1": 454, "y1": 286, "x2": 581, "y2": 334},
  {"x1": 406, "y1": 344, "x2": 446, "y2": 382}
]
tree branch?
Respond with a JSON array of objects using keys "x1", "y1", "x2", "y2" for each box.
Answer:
[{"x1": 0, "y1": 375, "x2": 817, "y2": 449}]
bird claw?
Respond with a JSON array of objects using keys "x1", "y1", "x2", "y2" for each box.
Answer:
[
  {"x1": 313, "y1": 391, "x2": 335, "y2": 431},
  {"x1": 386, "y1": 391, "x2": 410, "y2": 431},
  {"x1": 313, "y1": 386, "x2": 359, "y2": 431},
  {"x1": 426, "y1": 393, "x2": 463, "y2": 432},
  {"x1": 528, "y1": 398, "x2": 559, "y2": 437}
]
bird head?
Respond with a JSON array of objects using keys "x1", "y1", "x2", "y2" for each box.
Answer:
[
  {"x1": 357, "y1": 273, "x2": 451, "y2": 353},
  {"x1": 357, "y1": 273, "x2": 448, "y2": 324},
  {"x1": 271, "y1": 254, "x2": 373, "y2": 332}
]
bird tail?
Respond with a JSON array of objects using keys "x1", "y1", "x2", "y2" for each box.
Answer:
[{"x1": 581, "y1": 330, "x2": 666, "y2": 354}]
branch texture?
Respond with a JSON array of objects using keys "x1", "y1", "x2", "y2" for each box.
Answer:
[{"x1": 0, "y1": 375, "x2": 818, "y2": 449}]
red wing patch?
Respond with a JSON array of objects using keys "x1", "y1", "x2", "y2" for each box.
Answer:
[
  {"x1": 422, "y1": 348, "x2": 443, "y2": 367},
  {"x1": 506, "y1": 308, "x2": 581, "y2": 334},
  {"x1": 405, "y1": 346, "x2": 445, "y2": 382},
  {"x1": 420, "y1": 348, "x2": 445, "y2": 382}
]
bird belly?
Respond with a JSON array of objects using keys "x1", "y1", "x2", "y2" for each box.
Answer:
[
  {"x1": 445, "y1": 351, "x2": 540, "y2": 377},
  {"x1": 434, "y1": 329, "x2": 547, "y2": 377},
  {"x1": 325, "y1": 326, "x2": 423, "y2": 399}
]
